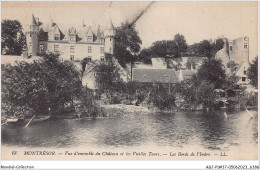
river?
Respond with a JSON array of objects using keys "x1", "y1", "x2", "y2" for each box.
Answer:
[{"x1": 1, "y1": 109, "x2": 258, "y2": 159}]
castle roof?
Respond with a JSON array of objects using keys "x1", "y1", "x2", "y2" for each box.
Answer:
[
  {"x1": 38, "y1": 20, "x2": 114, "y2": 43},
  {"x1": 109, "y1": 17, "x2": 114, "y2": 30},
  {"x1": 31, "y1": 14, "x2": 37, "y2": 26}
]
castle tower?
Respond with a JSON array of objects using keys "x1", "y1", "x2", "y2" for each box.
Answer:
[
  {"x1": 25, "y1": 14, "x2": 39, "y2": 57},
  {"x1": 103, "y1": 18, "x2": 116, "y2": 54},
  {"x1": 228, "y1": 36, "x2": 249, "y2": 64}
]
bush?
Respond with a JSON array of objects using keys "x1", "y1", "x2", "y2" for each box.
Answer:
[{"x1": 1, "y1": 53, "x2": 82, "y2": 117}]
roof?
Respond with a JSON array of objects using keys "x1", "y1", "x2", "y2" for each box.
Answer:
[
  {"x1": 181, "y1": 69, "x2": 196, "y2": 77},
  {"x1": 234, "y1": 61, "x2": 250, "y2": 75},
  {"x1": 132, "y1": 69, "x2": 178, "y2": 83},
  {"x1": 186, "y1": 57, "x2": 208, "y2": 64},
  {"x1": 109, "y1": 17, "x2": 114, "y2": 29},
  {"x1": 37, "y1": 14, "x2": 114, "y2": 44},
  {"x1": 31, "y1": 14, "x2": 37, "y2": 26}
]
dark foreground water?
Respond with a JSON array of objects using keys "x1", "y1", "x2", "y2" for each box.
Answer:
[{"x1": 1, "y1": 110, "x2": 258, "y2": 151}]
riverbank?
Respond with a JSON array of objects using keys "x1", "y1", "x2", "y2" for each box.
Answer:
[
  {"x1": 49, "y1": 104, "x2": 154, "y2": 120},
  {"x1": 2, "y1": 103, "x2": 257, "y2": 122}
]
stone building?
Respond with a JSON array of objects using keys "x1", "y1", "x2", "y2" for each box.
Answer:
[
  {"x1": 24, "y1": 14, "x2": 115, "y2": 61},
  {"x1": 228, "y1": 36, "x2": 249, "y2": 63},
  {"x1": 215, "y1": 36, "x2": 250, "y2": 85}
]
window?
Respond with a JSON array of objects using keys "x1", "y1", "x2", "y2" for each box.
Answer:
[
  {"x1": 100, "y1": 47, "x2": 105, "y2": 54},
  {"x1": 242, "y1": 77, "x2": 246, "y2": 82},
  {"x1": 109, "y1": 47, "x2": 112, "y2": 53},
  {"x1": 54, "y1": 34, "x2": 59, "y2": 41},
  {"x1": 39, "y1": 44, "x2": 44, "y2": 51},
  {"x1": 54, "y1": 45, "x2": 59, "y2": 52},
  {"x1": 70, "y1": 46, "x2": 75, "y2": 53},
  {"x1": 100, "y1": 56, "x2": 105, "y2": 61},
  {"x1": 87, "y1": 36, "x2": 92, "y2": 42},
  {"x1": 87, "y1": 56, "x2": 92, "y2": 62},
  {"x1": 230, "y1": 46, "x2": 232, "y2": 51},
  {"x1": 244, "y1": 43, "x2": 248, "y2": 48},
  {"x1": 88, "y1": 46, "x2": 92, "y2": 53},
  {"x1": 70, "y1": 55, "x2": 74, "y2": 61},
  {"x1": 244, "y1": 70, "x2": 247, "y2": 75},
  {"x1": 70, "y1": 36, "x2": 75, "y2": 42}
]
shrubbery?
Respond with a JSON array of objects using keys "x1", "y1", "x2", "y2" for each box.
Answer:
[{"x1": 1, "y1": 53, "x2": 82, "y2": 117}]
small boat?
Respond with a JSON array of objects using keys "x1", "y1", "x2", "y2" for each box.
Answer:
[
  {"x1": 5, "y1": 115, "x2": 51, "y2": 127},
  {"x1": 6, "y1": 118, "x2": 25, "y2": 125},
  {"x1": 25, "y1": 115, "x2": 51, "y2": 123}
]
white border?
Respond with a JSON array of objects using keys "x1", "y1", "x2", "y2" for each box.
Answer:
[{"x1": 0, "y1": 0, "x2": 259, "y2": 169}]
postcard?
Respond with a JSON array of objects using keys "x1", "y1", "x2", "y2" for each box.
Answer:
[{"x1": 1, "y1": 1, "x2": 258, "y2": 168}]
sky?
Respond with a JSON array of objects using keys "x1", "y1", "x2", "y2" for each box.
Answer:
[{"x1": 2, "y1": 1, "x2": 258, "y2": 61}]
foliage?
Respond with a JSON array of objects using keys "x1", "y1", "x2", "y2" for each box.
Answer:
[
  {"x1": 1, "y1": 53, "x2": 82, "y2": 117},
  {"x1": 176, "y1": 59, "x2": 234, "y2": 110},
  {"x1": 196, "y1": 81, "x2": 216, "y2": 108},
  {"x1": 93, "y1": 59, "x2": 123, "y2": 92},
  {"x1": 247, "y1": 56, "x2": 258, "y2": 88},
  {"x1": 114, "y1": 21, "x2": 142, "y2": 67},
  {"x1": 75, "y1": 87, "x2": 96, "y2": 117},
  {"x1": 172, "y1": 34, "x2": 188, "y2": 56},
  {"x1": 1, "y1": 19, "x2": 26, "y2": 55},
  {"x1": 150, "y1": 40, "x2": 176, "y2": 57},
  {"x1": 215, "y1": 39, "x2": 225, "y2": 51},
  {"x1": 138, "y1": 33, "x2": 187, "y2": 63},
  {"x1": 197, "y1": 40, "x2": 212, "y2": 58},
  {"x1": 196, "y1": 59, "x2": 226, "y2": 89},
  {"x1": 148, "y1": 83, "x2": 176, "y2": 110},
  {"x1": 197, "y1": 39, "x2": 224, "y2": 59},
  {"x1": 137, "y1": 48, "x2": 152, "y2": 64}
]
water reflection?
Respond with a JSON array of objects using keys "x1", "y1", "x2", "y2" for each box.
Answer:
[{"x1": 1, "y1": 110, "x2": 258, "y2": 151}]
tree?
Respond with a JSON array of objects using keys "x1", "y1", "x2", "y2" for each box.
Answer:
[
  {"x1": 197, "y1": 40, "x2": 212, "y2": 58},
  {"x1": 197, "y1": 39, "x2": 224, "y2": 59},
  {"x1": 215, "y1": 38, "x2": 225, "y2": 52},
  {"x1": 138, "y1": 33, "x2": 187, "y2": 62},
  {"x1": 248, "y1": 56, "x2": 258, "y2": 88},
  {"x1": 176, "y1": 59, "x2": 229, "y2": 110},
  {"x1": 114, "y1": 21, "x2": 142, "y2": 67},
  {"x1": 150, "y1": 34, "x2": 187, "y2": 58},
  {"x1": 172, "y1": 33, "x2": 188, "y2": 57},
  {"x1": 197, "y1": 59, "x2": 226, "y2": 89},
  {"x1": 93, "y1": 59, "x2": 122, "y2": 92},
  {"x1": 1, "y1": 19, "x2": 26, "y2": 55},
  {"x1": 1, "y1": 53, "x2": 82, "y2": 117},
  {"x1": 137, "y1": 48, "x2": 152, "y2": 64}
]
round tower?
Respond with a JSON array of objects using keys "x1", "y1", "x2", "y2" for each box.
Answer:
[
  {"x1": 25, "y1": 14, "x2": 39, "y2": 57},
  {"x1": 103, "y1": 18, "x2": 116, "y2": 55}
]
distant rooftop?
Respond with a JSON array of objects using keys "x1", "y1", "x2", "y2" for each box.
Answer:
[{"x1": 132, "y1": 68, "x2": 179, "y2": 83}]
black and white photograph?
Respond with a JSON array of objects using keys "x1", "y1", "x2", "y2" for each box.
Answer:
[{"x1": 1, "y1": 1, "x2": 258, "y2": 166}]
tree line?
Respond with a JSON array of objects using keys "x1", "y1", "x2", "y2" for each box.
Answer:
[{"x1": 1, "y1": 19, "x2": 258, "y2": 118}]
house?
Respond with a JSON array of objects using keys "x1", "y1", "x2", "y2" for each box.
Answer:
[
  {"x1": 234, "y1": 62, "x2": 250, "y2": 85},
  {"x1": 215, "y1": 36, "x2": 250, "y2": 85}
]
